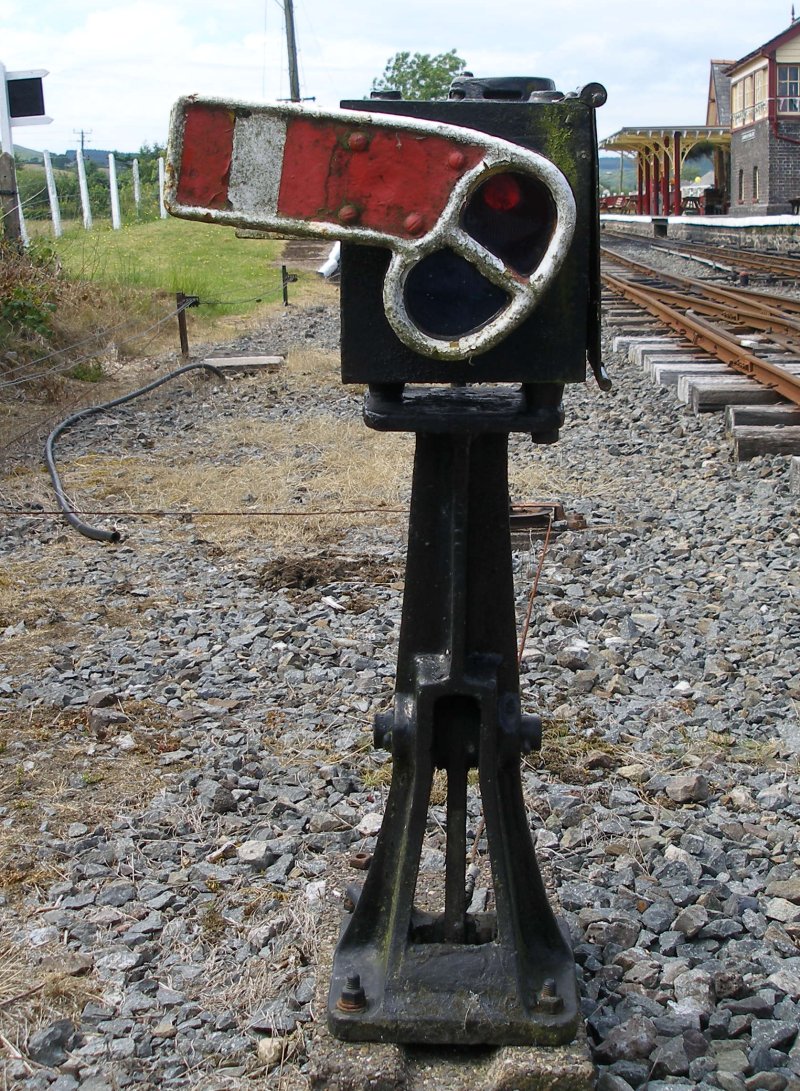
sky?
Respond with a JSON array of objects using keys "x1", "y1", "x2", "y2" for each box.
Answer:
[{"x1": 1, "y1": 0, "x2": 798, "y2": 155}]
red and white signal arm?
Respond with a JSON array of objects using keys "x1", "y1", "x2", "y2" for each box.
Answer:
[{"x1": 165, "y1": 96, "x2": 577, "y2": 361}]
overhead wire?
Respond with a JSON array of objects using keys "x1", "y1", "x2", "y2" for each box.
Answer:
[{"x1": 1, "y1": 185, "x2": 48, "y2": 219}]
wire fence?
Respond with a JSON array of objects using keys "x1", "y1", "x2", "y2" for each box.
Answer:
[{"x1": 0, "y1": 274, "x2": 291, "y2": 469}]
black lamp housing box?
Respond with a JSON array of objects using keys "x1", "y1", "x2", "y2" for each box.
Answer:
[{"x1": 338, "y1": 90, "x2": 601, "y2": 387}]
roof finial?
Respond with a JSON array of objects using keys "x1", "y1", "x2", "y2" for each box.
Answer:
[{"x1": 794, "y1": 4, "x2": 797, "y2": 21}]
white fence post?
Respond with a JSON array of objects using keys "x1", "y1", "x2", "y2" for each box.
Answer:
[
  {"x1": 43, "y1": 149, "x2": 62, "y2": 237},
  {"x1": 108, "y1": 152, "x2": 121, "y2": 229},
  {"x1": 158, "y1": 156, "x2": 167, "y2": 219},
  {"x1": 18, "y1": 197, "x2": 29, "y2": 245},
  {"x1": 132, "y1": 157, "x2": 140, "y2": 210},
  {"x1": 76, "y1": 150, "x2": 92, "y2": 229}
]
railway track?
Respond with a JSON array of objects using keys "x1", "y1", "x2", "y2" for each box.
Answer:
[
  {"x1": 600, "y1": 243, "x2": 800, "y2": 467},
  {"x1": 603, "y1": 229, "x2": 800, "y2": 282}
]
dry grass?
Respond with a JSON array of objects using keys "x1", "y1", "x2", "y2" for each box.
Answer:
[
  {"x1": 0, "y1": 702, "x2": 188, "y2": 899},
  {"x1": 12, "y1": 342, "x2": 415, "y2": 552},
  {"x1": 0, "y1": 934, "x2": 101, "y2": 1063}
]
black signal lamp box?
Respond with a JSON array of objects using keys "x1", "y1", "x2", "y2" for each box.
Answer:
[{"x1": 339, "y1": 79, "x2": 602, "y2": 388}]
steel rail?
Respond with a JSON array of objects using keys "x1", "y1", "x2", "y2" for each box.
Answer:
[
  {"x1": 601, "y1": 246, "x2": 800, "y2": 318},
  {"x1": 651, "y1": 238, "x2": 800, "y2": 280},
  {"x1": 635, "y1": 284, "x2": 800, "y2": 344},
  {"x1": 603, "y1": 229, "x2": 800, "y2": 281},
  {"x1": 601, "y1": 270, "x2": 800, "y2": 408}
]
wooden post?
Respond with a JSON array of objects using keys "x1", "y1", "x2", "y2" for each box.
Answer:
[
  {"x1": 284, "y1": 0, "x2": 301, "y2": 102},
  {"x1": 0, "y1": 151, "x2": 23, "y2": 243},
  {"x1": 42, "y1": 149, "x2": 62, "y2": 237},
  {"x1": 76, "y1": 149, "x2": 92, "y2": 229},
  {"x1": 108, "y1": 153, "x2": 121, "y2": 228},
  {"x1": 177, "y1": 292, "x2": 190, "y2": 357}
]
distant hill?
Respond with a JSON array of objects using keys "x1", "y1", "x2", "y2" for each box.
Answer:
[
  {"x1": 14, "y1": 145, "x2": 44, "y2": 163},
  {"x1": 13, "y1": 146, "x2": 144, "y2": 165}
]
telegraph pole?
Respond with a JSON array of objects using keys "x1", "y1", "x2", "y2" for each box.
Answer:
[
  {"x1": 73, "y1": 128, "x2": 92, "y2": 157},
  {"x1": 284, "y1": 0, "x2": 301, "y2": 102}
]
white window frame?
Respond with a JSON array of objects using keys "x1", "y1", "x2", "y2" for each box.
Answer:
[{"x1": 778, "y1": 64, "x2": 800, "y2": 114}]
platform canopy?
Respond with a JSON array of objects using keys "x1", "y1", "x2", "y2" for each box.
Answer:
[
  {"x1": 600, "y1": 126, "x2": 730, "y2": 215},
  {"x1": 601, "y1": 125, "x2": 729, "y2": 156}
]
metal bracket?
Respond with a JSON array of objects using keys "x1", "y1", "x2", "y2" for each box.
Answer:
[
  {"x1": 327, "y1": 417, "x2": 579, "y2": 1046},
  {"x1": 165, "y1": 96, "x2": 576, "y2": 361}
]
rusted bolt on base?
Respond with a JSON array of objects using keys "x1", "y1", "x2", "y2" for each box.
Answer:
[
  {"x1": 349, "y1": 851, "x2": 372, "y2": 870},
  {"x1": 537, "y1": 977, "x2": 564, "y2": 1013},
  {"x1": 338, "y1": 204, "x2": 360, "y2": 224},
  {"x1": 337, "y1": 973, "x2": 367, "y2": 1013},
  {"x1": 348, "y1": 132, "x2": 369, "y2": 152}
]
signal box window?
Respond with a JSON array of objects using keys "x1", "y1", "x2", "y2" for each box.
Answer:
[
  {"x1": 778, "y1": 65, "x2": 800, "y2": 113},
  {"x1": 753, "y1": 165, "x2": 759, "y2": 202},
  {"x1": 738, "y1": 169, "x2": 744, "y2": 203},
  {"x1": 732, "y1": 68, "x2": 768, "y2": 127}
]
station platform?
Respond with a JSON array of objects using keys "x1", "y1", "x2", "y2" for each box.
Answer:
[{"x1": 601, "y1": 212, "x2": 800, "y2": 249}]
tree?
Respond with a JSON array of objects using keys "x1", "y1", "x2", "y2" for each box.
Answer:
[{"x1": 372, "y1": 49, "x2": 467, "y2": 100}]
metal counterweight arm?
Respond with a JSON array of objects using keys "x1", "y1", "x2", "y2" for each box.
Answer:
[{"x1": 164, "y1": 96, "x2": 577, "y2": 362}]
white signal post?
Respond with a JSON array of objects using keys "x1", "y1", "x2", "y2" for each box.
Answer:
[{"x1": 0, "y1": 59, "x2": 51, "y2": 245}]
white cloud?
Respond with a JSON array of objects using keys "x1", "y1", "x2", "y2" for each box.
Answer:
[{"x1": 2, "y1": 0, "x2": 798, "y2": 151}]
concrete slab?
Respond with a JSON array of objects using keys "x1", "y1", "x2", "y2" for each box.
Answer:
[
  {"x1": 684, "y1": 378, "x2": 784, "y2": 413},
  {"x1": 610, "y1": 335, "x2": 672, "y2": 355},
  {"x1": 634, "y1": 347, "x2": 705, "y2": 368},
  {"x1": 204, "y1": 355, "x2": 285, "y2": 373},
  {"x1": 652, "y1": 363, "x2": 731, "y2": 391}
]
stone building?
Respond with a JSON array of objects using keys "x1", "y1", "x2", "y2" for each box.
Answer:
[{"x1": 727, "y1": 20, "x2": 800, "y2": 214}]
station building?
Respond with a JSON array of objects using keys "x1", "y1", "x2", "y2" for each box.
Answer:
[
  {"x1": 727, "y1": 20, "x2": 800, "y2": 214},
  {"x1": 601, "y1": 19, "x2": 800, "y2": 217}
]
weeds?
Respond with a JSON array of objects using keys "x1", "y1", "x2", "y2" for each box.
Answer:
[{"x1": 0, "y1": 239, "x2": 60, "y2": 349}]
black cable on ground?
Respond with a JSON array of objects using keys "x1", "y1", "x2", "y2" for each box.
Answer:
[{"x1": 45, "y1": 362, "x2": 226, "y2": 544}]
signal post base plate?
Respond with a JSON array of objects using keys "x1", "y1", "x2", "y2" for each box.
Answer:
[{"x1": 309, "y1": 890, "x2": 595, "y2": 1091}]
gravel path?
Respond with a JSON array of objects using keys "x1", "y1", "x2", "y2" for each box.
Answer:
[{"x1": 1, "y1": 291, "x2": 799, "y2": 1091}]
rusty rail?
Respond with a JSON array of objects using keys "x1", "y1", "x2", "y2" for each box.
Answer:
[
  {"x1": 603, "y1": 229, "x2": 800, "y2": 282},
  {"x1": 601, "y1": 252, "x2": 800, "y2": 408},
  {"x1": 651, "y1": 238, "x2": 800, "y2": 281}
]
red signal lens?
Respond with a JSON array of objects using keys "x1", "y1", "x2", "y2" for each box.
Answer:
[
  {"x1": 481, "y1": 173, "x2": 522, "y2": 211},
  {"x1": 462, "y1": 171, "x2": 557, "y2": 276}
]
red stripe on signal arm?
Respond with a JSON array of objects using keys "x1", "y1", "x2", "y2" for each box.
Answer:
[
  {"x1": 277, "y1": 117, "x2": 485, "y2": 238},
  {"x1": 176, "y1": 104, "x2": 235, "y2": 210}
]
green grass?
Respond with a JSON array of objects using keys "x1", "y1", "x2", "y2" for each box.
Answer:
[{"x1": 52, "y1": 218, "x2": 286, "y2": 315}]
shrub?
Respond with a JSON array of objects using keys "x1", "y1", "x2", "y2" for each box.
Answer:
[{"x1": 0, "y1": 239, "x2": 61, "y2": 348}]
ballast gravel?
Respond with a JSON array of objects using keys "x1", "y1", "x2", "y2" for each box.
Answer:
[{"x1": 0, "y1": 289, "x2": 799, "y2": 1091}]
